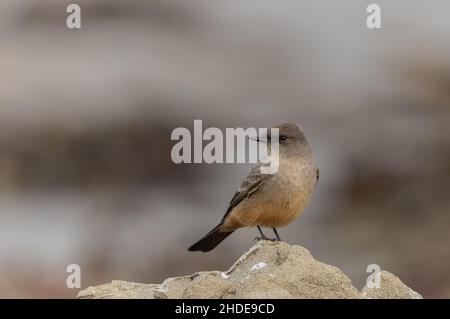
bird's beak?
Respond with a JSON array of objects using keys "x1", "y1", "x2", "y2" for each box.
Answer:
[{"x1": 248, "y1": 137, "x2": 267, "y2": 143}]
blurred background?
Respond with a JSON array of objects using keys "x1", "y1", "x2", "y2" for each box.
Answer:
[{"x1": 0, "y1": 0, "x2": 449, "y2": 298}]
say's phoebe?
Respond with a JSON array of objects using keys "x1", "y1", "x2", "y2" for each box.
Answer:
[{"x1": 188, "y1": 123, "x2": 319, "y2": 252}]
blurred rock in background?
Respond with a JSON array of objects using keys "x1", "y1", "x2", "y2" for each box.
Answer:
[{"x1": 0, "y1": 0, "x2": 449, "y2": 298}]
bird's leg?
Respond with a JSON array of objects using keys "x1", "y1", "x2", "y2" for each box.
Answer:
[
  {"x1": 272, "y1": 228, "x2": 282, "y2": 241},
  {"x1": 254, "y1": 226, "x2": 277, "y2": 241}
]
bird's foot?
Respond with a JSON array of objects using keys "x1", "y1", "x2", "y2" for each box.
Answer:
[{"x1": 253, "y1": 236, "x2": 278, "y2": 242}]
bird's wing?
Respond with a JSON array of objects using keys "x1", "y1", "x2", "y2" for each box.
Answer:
[{"x1": 221, "y1": 165, "x2": 273, "y2": 222}]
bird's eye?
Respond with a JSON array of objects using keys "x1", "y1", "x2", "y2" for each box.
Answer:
[{"x1": 280, "y1": 135, "x2": 287, "y2": 141}]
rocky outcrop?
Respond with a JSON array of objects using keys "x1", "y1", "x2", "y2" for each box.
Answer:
[
  {"x1": 77, "y1": 241, "x2": 421, "y2": 299},
  {"x1": 360, "y1": 271, "x2": 422, "y2": 299}
]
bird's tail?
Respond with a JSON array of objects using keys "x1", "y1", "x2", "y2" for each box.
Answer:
[{"x1": 188, "y1": 224, "x2": 234, "y2": 252}]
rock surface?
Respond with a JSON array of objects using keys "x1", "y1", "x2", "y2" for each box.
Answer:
[
  {"x1": 360, "y1": 271, "x2": 422, "y2": 299},
  {"x1": 77, "y1": 241, "x2": 421, "y2": 299}
]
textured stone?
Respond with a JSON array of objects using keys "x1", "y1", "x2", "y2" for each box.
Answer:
[
  {"x1": 77, "y1": 241, "x2": 421, "y2": 299},
  {"x1": 360, "y1": 271, "x2": 422, "y2": 299}
]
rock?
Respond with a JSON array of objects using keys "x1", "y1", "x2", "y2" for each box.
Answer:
[
  {"x1": 77, "y1": 281, "x2": 162, "y2": 299},
  {"x1": 77, "y1": 241, "x2": 421, "y2": 299},
  {"x1": 360, "y1": 271, "x2": 422, "y2": 299}
]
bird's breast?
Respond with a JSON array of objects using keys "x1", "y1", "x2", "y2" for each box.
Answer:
[
  {"x1": 271, "y1": 163, "x2": 315, "y2": 219},
  {"x1": 223, "y1": 160, "x2": 317, "y2": 230},
  {"x1": 247, "y1": 161, "x2": 317, "y2": 228}
]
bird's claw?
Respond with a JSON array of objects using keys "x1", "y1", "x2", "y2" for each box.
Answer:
[{"x1": 253, "y1": 236, "x2": 278, "y2": 242}]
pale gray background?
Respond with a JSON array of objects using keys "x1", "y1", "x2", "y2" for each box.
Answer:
[{"x1": 0, "y1": 0, "x2": 449, "y2": 298}]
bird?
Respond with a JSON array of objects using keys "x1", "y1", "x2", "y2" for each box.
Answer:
[{"x1": 188, "y1": 123, "x2": 319, "y2": 252}]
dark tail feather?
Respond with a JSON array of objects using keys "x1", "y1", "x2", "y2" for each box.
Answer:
[{"x1": 188, "y1": 224, "x2": 234, "y2": 252}]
